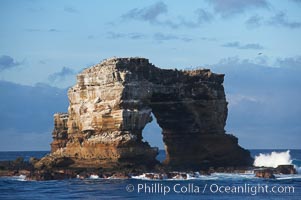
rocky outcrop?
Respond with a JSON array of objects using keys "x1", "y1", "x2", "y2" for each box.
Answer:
[
  {"x1": 51, "y1": 113, "x2": 68, "y2": 152},
  {"x1": 255, "y1": 165, "x2": 297, "y2": 179},
  {"x1": 275, "y1": 165, "x2": 297, "y2": 174},
  {"x1": 255, "y1": 168, "x2": 275, "y2": 179},
  {"x1": 37, "y1": 57, "x2": 253, "y2": 170}
]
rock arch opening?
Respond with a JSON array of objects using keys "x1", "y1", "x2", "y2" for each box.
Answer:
[{"x1": 142, "y1": 113, "x2": 166, "y2": 162}]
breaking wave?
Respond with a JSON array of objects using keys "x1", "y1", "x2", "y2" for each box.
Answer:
[{"x1": 254, "y1": 150, "x2": 292, "y2": 168}]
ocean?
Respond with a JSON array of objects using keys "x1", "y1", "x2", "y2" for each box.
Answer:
[{"x1": 0, "y1": 149, "x2": 300, "y2": 200}]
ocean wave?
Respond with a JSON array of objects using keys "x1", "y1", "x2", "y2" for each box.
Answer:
[
  {"x1": 254, "y1": 150, "x2": 292, "y2": 168},
  {"x1": 275, "y1": 174, "x2": 301, "y2": 180}
]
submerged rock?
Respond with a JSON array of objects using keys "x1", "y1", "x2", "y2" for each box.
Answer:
[{"x1": 36, "y1": 57, "x2": 253, "y2": 172}]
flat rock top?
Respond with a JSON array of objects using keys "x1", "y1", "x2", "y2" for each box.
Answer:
[
  {"x1": 79, "y1": 57, "x2": 224, "y2": 84},
  {"x1": 82, "y1": 57, "x2": 150, "y2": 71}
]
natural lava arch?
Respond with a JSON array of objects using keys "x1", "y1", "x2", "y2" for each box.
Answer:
[{"x1": 46, "y1": 57, "x2": 253, "y2": 171}]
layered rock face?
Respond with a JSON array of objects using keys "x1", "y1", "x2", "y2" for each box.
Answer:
[
  {"x1": 51, "y1": 113, "x2": 68, "y2": 152},
  {"x1": 42, "y1": 57, "x2": 252, "y2": 170}
]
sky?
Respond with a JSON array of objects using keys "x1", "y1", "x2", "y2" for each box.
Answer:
[{"x1": 0, "y1": 0, "x2": 300, "y2": 150}]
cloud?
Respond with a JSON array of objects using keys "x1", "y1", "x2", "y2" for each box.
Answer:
[
  {"x1": 25, "y1": 28, "x2": 42, "y2": 32},
  {"x1": 245, "y1": 12, "x2": 301, "y2": 29},
  {"x1": 195, "y1": 8, "x2": 214, "y2": 23},
  {"x1": 207, "y1": 0, "x2": 269, "y2": 17},
  {"x1": 48, "y1": 67, "x2": 75, "y2": 82},
  {"x1": 87, "y1": 35, "x2": 95, "y2": 40},
  {"x1": 27, "y1": 7, "x2": 44, "y2": 13},
  {"x1": 121, "y1": 2, "x2": 213, "y2": 29},
  {"x1": 245, "y1": 15, "x2": 264, "y2": 28},
  {"x1": 48, "y1": 28, "x2": 60, "y2": 32},
  {"x1": 106, "y1": 31, "x2": 193, "y2": 42},
  {"x1": 221, "y1": 41, "x2": 264, "y2": 50},
  {"x1": 199, "y1": 37, "x2": 217, "y2": 41},
  {"x1": 25, "y1": 28, "x2": 60, "y2": 32},
  {"x1": 106, "y1": 32, "x2": 124, "y2": 39},
  {"x1": 227, "y1": 94, "x2": 262, "y2": 107},
  {"x1": 153, "y1": 33, "x2": 192, "y2": 42},
  {"x1": 129, "y1": 33, "x2": 146, "y2": 40},
  {"x1": 158, "y1": 9, "x2": 213, "y2": 28},
  {"x1": 180, "y1": 8, "x2": 214, "y2": 27},
  {"x1": 276, "y1": 56, "x2": 301, "y2": 68},
  {"x1": 267, "y1": 11, "x2": 301, "y2": 29},
  {"x1": 64, "y1": 6, "x2": 79, "y2": 13},
  {"x1": 0, "y1": 55, "x2": 22, "y2": 71},
  {"x1": 106, "y1": 32, "x2": 146, "y2": 40},
  {"x1": 0, "y1": 81, "x2": 68, "y2": 133},
  {"x1": 210, "y1": 56, "x2": 301, "y2": 148},
  {"x1": 0, "y1": 81, "x2": 68, "y2": 150},
  {"x1": 39, "y1": 60, "x2": 47, "y2": 64},
  {"x1": 122, "y1": 1, "x2": 167, "y2": 23}
]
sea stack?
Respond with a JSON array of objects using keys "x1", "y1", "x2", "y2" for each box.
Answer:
[{"x1": 37, "y1": 57, "x2": 253, "y2": 170}]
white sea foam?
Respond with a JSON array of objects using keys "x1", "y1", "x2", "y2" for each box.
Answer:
[
  {"x1": 89, "y1": 174, "x2": 99, "y2": 179},
  {"x1": 12, "y1": 175, "x2": 26, "y2": 181},
  {"x1": 254, "y1": 150, "x2": 292, "y2": 168},
  {"x1": 131, "y1": 174, "x2": 149, "y2": 180}
]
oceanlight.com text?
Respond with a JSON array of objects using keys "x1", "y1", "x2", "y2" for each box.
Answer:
[{"x1": 126, "y1": 183, "x2": 295, "y2": 196}]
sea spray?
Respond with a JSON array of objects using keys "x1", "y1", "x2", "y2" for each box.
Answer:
[{"x1": 254, "y1": 150, "x2": 292, "y2": 168}]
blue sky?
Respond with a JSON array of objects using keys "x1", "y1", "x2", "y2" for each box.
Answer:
[{"x1": 0, "y1": 0, "x2": 300, "y2": 150}]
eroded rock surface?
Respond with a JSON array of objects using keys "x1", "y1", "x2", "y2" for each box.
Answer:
[{"x1": 38, "y1": 57, "x2": 253, "y2": 170}]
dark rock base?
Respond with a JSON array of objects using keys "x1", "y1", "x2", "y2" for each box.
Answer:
[{"x1": 0, "y1": 158, "x2": 297, "y2": 181}]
